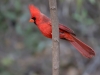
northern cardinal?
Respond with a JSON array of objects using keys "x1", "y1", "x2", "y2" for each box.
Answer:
[{"x1": 29, "y1": 4, "x2": 95, "y2": 58}]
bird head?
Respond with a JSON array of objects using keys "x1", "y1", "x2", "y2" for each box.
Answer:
[{"x1": 29, "y1": 4, "x2": 41, "y2": 23}]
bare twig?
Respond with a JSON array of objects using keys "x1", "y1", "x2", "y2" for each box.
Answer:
[{"x1": 49, "y1": 0, "x2": 60, "y2": 75}]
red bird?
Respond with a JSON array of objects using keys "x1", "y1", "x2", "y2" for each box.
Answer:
[{"x1": 29, "y1": 4, "x2": 95, "y2": 58}]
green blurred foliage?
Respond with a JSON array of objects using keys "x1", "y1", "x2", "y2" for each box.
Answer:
[
  {"x1": 0, "y1": 71, "x2": 12, "y2": 75},
  {"x1": 0, "y1": 0, "x2": 46, "y2": 54},
  {"x1": 1, "y1": 57, "x2": 14, "y2": 67},
  {"x1": 0, "y1": 0, "x2": 99, "y2": 75},
  {"x1": 76, "y1": 0, "x2": 83, "y2": 12},
  {"x1": 89, "y1": 0, "x2": 96, "y2": 4},
  {"x1": 0, "y1": 0, "x2": 46, "y2": 74},
  {"x1": 73, "y1": 0, "x2": 95, "y2": 25},
  {"x1": 73, "y1": 9, "x2": 94, "y2": 25}
]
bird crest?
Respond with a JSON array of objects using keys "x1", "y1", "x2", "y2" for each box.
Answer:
[{"x1": 29, "y1": 4, "x2": 40, "y2": 18}]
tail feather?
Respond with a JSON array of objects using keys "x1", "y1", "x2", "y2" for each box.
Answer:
[{"x1": 70, "y1": 36, "x2": 95, "y2": 58}]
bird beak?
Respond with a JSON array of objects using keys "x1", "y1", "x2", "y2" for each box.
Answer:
[{"x1": 29, "y1": 18, "x2": 34, "y2": 22}]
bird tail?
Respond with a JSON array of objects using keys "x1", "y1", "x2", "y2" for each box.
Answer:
[{"x1": 69, "y1": 36, "x2": 95, "y2": 58}]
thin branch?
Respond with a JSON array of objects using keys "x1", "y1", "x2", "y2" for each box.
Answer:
[{"x1": 49, "y1": 0, "x2": 60, "y2": 75}]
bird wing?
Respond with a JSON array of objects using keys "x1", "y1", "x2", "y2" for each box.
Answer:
[
  {"x1": 42, "y1": 15, "x2": 75, "y2": 35},
  {"x1": 59, "y1": 24, "x2": 75, "y2": 35}
]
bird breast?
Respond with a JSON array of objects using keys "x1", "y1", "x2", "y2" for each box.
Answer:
[{"x1": 37, "y1": 23, "x2": 52, "y2": 38}]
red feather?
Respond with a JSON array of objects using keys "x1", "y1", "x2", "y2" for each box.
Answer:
[
  {"x1": 29, "y1": 4, "x2": 95, "y2": 58},
  {"x1": 70, "y1": 36, "x2": 95, "y2": 58}
]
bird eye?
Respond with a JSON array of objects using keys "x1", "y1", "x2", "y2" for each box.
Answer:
[{"x1": 32, "y1": 17, "x2": 36, "y2": 20}]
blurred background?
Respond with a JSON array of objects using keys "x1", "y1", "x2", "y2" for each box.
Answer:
[{"x1": 0, "y1": 0, "x2": 100, "y2": 75}]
